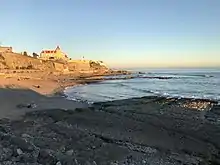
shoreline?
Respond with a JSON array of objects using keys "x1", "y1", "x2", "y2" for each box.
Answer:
[
  {"x1": 63, "y1": 82, "x2": 220, "y2": 106},
  {"x1": 0, "y1": 70, "x2": 131, "y2": 120},
  {"x1": 0, "y1": 71, "x2": 220, "y2": 164},
  {"x1": 2, "y1": 69, "x2": 219, "y2": 105},
  {"x1": 58, "y1": 71, "x2": 220, "y2": 105},
  {"x1": 1, "y1": 70, "x2": 219, "y2": 111}
]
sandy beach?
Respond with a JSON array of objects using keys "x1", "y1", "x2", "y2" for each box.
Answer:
[
  {"x1": 0, "y1": 70, "x2": 130, "y2": 119},
  {"x1": 0, "y1": 71, "x2": 220, "y2": 164},
  {"x1": 0, "y1": 71, "x2": 89, "y2": 119}
]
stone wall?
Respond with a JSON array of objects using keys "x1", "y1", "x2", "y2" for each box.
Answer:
[{"x1": 67, "y1": 60, "x2": 91, "y2": 71}]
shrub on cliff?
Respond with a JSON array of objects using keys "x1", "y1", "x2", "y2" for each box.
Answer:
[
  {"x1": 23, "y1": 51, "x2": 28, "y2": 56},
  {"x1": 89, "y1": 61, "x2": 100, "y2": 69},
  {"x1": 32, "y1": 52, "x2": 39, "y2": 58}
]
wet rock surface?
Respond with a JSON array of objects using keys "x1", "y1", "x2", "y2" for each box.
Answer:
[{"x1": 0, "y1": 96, "x2": 220, "y2": 165}]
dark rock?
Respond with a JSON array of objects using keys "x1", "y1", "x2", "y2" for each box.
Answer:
[
  {"x1": 0, "y1": 147, "x2": 13, "y2": 161},
  {"x1": 21, "y1": 133, "x2": 32, "y2": 139},
  {"x1": 0, "y1": 96, "x2": 219, "y2": 164},
  {"x1": 56, "y1": 161, "x2": 62, "y2": 165},
  {"x1": 37, "y1": 149, "x2": 57, "y2": 165},
  {"x1": 9, "y1": 136, "x2": 34, "y2": 152},
  {"x1": 56, "y1": 154, "x2": 75, "y2": 165},
  {"x1": 75, "y1": 108, "x2": 87, "y2": 113},
  {"x1": 33, "y1": 85, "x2": 40, "y2": 88},
  {"x1": 16, "y1": 103, "x2": 37, "y2": 109},
  {"x1": 0, "y1": 125, "x2": 8, "y2": 133},
  {"x1": 65, "y1": 149, "x2": 74, "y2": 156},
  {"x1": 17, "y1": 153, "x2": 36, "y2": 163},
  {"x1": 0, "y1": 118, "x2": 11, "y2": 125},
  {"x1": 0, "y1": 161, "x2": 17, "y2": 165}
]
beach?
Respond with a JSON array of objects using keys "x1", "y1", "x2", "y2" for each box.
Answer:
[
  {"x1": 0, "y1": 71, "x2": 87, "y2": 119},
  {"x1": 1, "y1": 0, "x2": 220, "y2": 163},
  {"x1": 0, "y1": 71, "x2": 220, "y2": 164}
]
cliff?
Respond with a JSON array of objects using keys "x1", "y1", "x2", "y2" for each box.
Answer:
[
  {"x1": 0, "y1": 53, "x2": 109, "y2": 73},
  {"x1": 0, "y1": 52, "x2": 66, "y2": 71}
]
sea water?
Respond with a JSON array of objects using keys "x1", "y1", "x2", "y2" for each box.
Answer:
[{"x1": 64, "y1": 68, "x2": 220, "y2": 103}]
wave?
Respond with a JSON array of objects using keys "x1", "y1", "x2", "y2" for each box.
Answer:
[
  {"x1": 144, "y1": 72, "x2": 214, "y2": 78},
  {"x1": 114, "y1": 83, "x2": 156, "y2": 94},
  {"x1": 126, "y1": 86, "x2": 158, "y2": 95},
  {"x1": 184, "y1": 74, "x2": 214, "y2": 78},
  {"x1": 166, "y1": 73, "x2": 213, "y2": 78},
  {"x1": 115, "y1": 83, "x2": 129, "y2": 87},
  {"x1": 102, "y1": 73, "x2": 213, "y2": 81},
  {"x1": 119, "y1": 85, "x2": 220, "y2": 102}
]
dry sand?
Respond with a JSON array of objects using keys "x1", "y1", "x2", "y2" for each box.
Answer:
[{"x1": 0, "y1": 72, "x2": 87, "y2": 120}]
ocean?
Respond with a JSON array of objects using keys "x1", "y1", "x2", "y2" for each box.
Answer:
[{"x1": 64, "y1": 68, "x2": 220, "y2": 103}]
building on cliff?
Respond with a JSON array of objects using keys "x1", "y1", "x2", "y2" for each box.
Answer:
[
  {"x1": 0, "y1": 46, "x2": 13, "y2": 53},
  {"x1": 40, "y1": 46, "x2": 69, "y2": 61}
]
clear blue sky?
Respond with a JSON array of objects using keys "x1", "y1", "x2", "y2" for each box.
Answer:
[{"x1": 0, "y1": 0, "x2": 220, "y2": 68}]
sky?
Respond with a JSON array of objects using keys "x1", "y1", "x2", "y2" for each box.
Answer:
[{"x1": 0, "y1": 0, "x2": 220, "y2": 68}]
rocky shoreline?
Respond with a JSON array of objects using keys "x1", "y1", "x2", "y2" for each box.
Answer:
[{"x1": 0, "y1": 96, "x2": 220, "y2": 165}]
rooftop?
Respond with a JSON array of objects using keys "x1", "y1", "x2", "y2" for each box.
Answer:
[{"x1": 41, "y1": 46, "x2": 61, "y2": 54}]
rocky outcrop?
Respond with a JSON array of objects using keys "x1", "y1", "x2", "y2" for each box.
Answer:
[{"x1": 0, "y1": 97, "x2": 219, "y2": 164}]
